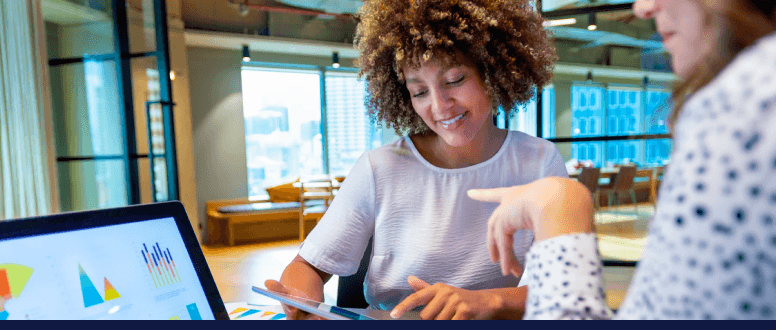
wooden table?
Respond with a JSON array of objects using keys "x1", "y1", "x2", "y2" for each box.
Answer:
[
  {"x1": 568, "y1": 167, "x2": 657, "y2": 183},
  {"x1": 568, "y1": 167, "x2": 619, "y2": 180}
]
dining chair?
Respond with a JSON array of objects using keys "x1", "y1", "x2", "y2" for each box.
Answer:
[
  {"x1": 577, "y1": 167, "x2": 602, "y2": 211},
  {"x1": 598, "y1": 165, "x2": 638, "y2": 215},
  {"x1": 298, "y1": 175, "x2": 335, "y2": 241},
  {"x1": 650, "y1": 166, "x2": 666, "y2": 205}
]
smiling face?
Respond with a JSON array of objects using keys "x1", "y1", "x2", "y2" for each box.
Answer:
[
  {"x1": 402, "y1": 54, "x2": 496, "y2": 149},
  {"x1": 634, "y1": 0, "x2": 708, "y2": 78}
]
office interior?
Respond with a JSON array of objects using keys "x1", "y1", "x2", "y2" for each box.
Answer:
[{"x1": 1, "y1": 0, "x2": 674, "y2": 311}]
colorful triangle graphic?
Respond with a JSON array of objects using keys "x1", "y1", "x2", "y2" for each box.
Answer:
[
  {"x1": 233, "y1": 309, "x2": 262, "y2": 319},
  {"x1": 229, "y1": 308, "x2": 248, "y2": 315},
  {"x1": 104, "y1": 278, "x2": 121, "y2": 301},
  {"x1": 78, "y1": 264, "x2": 104, "y2": 308}
]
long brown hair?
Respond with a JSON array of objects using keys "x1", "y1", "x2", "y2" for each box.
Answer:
[{"x1": 669, "y1": 0, "x2": 776, "y2": 129}]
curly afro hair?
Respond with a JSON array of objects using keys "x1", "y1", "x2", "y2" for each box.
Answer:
[{"x1": 355, "y1": 0, "x2": 557, "y2": 135}]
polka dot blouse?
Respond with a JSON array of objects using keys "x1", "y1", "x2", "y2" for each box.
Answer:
[{"x1": 523, "y1": 31, "x2": 776, "y2": 320}]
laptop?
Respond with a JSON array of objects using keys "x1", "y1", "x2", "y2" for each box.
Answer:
[{"x1": 0, "y1": 201, "x2": 229, "y2": 320}]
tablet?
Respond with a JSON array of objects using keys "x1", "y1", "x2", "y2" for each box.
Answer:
[{"x1": 251, "y1": 286, "x2": 374, "y2": 320}]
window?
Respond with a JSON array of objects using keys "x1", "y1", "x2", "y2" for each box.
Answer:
[
  {"x1": 324, "y1": 72, "x2": 381, "y2": 177},
  {"x1": 241, "y1": 67, "x2": 323, "y2": 197},
  {"x1": 241, "y1": 66, "x2": 390, "y2": 198},
  {"x1": 545, "y1": 82, "x2": 672, "y2": 168},
  {"x1": 570, "y1": 85, "x2": 606, "y2": 166},
  {"x1": 541, "y1": 86, "x2": 555, "y2": 138},
  {"x1": 45, "y1": 0, "x2": 177, "y2": 211},
  {"x1": 506, "y1": 90, "x2": 538, "y2": 136}
]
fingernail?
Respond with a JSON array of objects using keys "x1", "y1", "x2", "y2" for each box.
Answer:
[{"x1": 390, "y1": 310, "x2": 398, "y2": 318}]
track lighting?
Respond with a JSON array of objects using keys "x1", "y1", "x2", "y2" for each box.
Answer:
[
  {"x1": 332, "y1": 52, "x2": 340, "y2": 68},
  {"x1": 588, "y1": 13, "x2": 597, "y2": 31},
  {"x1": 242, "y1": 45, "x2": 250, "y2": 62}
]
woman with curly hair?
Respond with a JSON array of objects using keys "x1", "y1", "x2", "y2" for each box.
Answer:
[{"x1": 265, "y1": 0, "x2": 565, "y2": 320}]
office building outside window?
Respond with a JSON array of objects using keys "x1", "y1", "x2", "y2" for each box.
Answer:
[
  {"x1": 324, "y1": 72, "x2": 381, "y2": 177},
  {"x1": 241, "y1": 67, "x2": 323, "y2": 198},
  {"x1": 644, "y1": 90, "x2": 672, "y2": 166},
  {"x1": 605, "y1": 87, "x2": 642, "y2": 166},
  {"x1": 571, "y1": 85, "x2": 606, "y2": 167},
  {"x1": 561, "y1": 83, "x2": 672, "y2": 168}
]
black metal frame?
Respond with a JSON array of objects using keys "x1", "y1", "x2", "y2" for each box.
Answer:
[
  {"x1": 49, "y1": 0, "x2": 179, "y2": 206},
  {"x1": 542, "y1": 3, "x2": 635, "y2": 18}
]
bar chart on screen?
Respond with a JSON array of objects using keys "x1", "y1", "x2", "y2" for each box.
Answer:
[{"x1": 140, "y1": 242, "x2": 182, "y2": 289}]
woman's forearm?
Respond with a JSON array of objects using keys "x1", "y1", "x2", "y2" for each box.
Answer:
[{"x1": 279, "y1": 255, "x2": 332, "y2": 302}]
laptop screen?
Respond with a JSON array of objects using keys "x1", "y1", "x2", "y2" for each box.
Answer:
[{"x1": 0, "y1": 202, "x2": 227, "y2": 320}]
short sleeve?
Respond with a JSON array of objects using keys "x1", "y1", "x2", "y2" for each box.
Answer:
[
  {"x1": 298, "y1": 152, "x2": 377, "y2": 276},
  {"x1": 544, "y1": 145, "x2": 569, "y2": 179}
]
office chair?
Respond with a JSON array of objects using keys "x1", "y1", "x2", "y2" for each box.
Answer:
[{"x1": 336, "y1": 237, "x2": 373, "y2": 308}]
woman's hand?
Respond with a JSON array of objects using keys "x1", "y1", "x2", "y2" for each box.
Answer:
[
  {"x1": 468, "y1": 177, "x2": 595, "y2": 277},
  {"x1": 390, "y1": 276, "x2": 504, "y2": 320},
  {"x1": 264, "y1": 279, "x2": 325, "y2": 320}
]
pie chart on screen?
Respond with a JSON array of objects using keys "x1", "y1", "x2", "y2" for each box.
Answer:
[{"x1": 0, "y1": 264, "x2": 35, "y2": 320}]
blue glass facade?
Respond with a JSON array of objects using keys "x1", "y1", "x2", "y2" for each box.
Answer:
[{"x1": 570, "y1": 85, "x2": 672, "y2": 167}]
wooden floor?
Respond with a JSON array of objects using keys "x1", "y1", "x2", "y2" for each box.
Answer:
[
  {"x1": 201, "y1": 203, "x2": 654, "y2": 312},
  {"x1": 201, "y1": 239, "x2": 340, "y2": 306}
]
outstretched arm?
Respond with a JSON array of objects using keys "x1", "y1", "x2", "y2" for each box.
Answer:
[
  {"x1": 469, "y1": 177, "x2": 614, "y2": 320},
  {"x1": 265, "y1": 254, "x2": 333, "y2": 320}
]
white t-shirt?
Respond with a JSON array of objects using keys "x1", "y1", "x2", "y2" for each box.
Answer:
[{"x1": 299, "y1": 130, "x2": 568, "y2": 309}]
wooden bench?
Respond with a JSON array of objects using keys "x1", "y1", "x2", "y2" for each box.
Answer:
[{"x1": 205, "y1": 197, "x2": 325, "y2": 246}]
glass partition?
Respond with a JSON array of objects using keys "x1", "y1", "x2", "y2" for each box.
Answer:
[{"x1": 45, "y1": 0, "x2": 178, "y2": 211}]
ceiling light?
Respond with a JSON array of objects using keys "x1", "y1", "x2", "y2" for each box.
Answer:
[
  {"x1": 332, "y1": 52, "x2": 340, "y2": 68},
  {"x1": 587, "y1": 13, "x2": 597, "y2": 31},
  {"x1": 242, "y1": 45, "x2": 250, "y2": 62},
  {"x1": 543, "y1": 18, "x2": 577, "y2": 27},
  {"x1": 169, "y1": 71, "x2": 176, "y2": 81}
]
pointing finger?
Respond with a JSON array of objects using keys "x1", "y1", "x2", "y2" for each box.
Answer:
[{"x1": 467, "y1": 187, "x2": 511, "y2": 203}]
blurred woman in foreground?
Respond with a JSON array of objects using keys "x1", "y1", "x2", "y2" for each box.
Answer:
[{"x1": 469, "y1": 0, "x2": 776, "y2": 319}]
